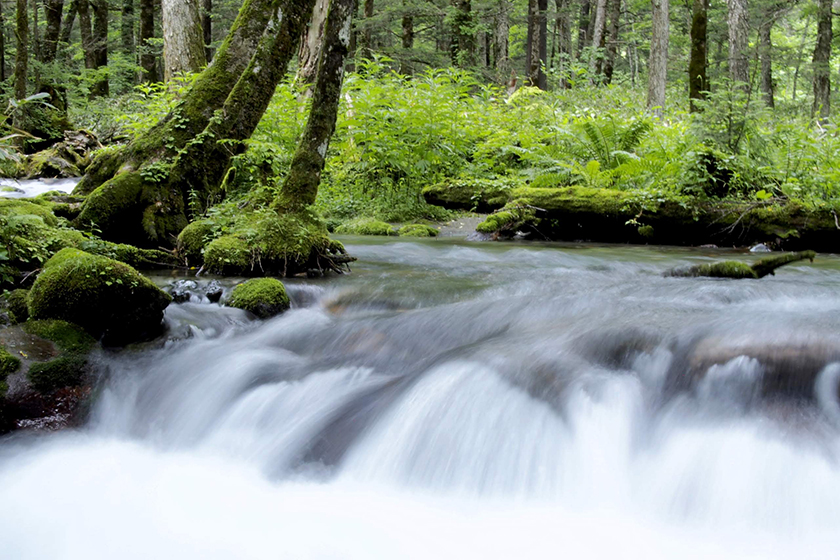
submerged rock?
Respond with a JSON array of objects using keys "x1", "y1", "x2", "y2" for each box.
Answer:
[
  {"x1": 204, "y1": 280, "x2": 224, "y2": 303},
  {"x1": 27, "y1": 248, "x2": 172, "y2": 345},
  {"x1": 226, "y1": 278, "x2": 290, "y2": 319},
  {"x1": 169, "y1": 279, "x2": 199, "y2": 304}
]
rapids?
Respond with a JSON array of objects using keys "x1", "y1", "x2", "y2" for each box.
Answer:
[{"x1": 1, "y1": 237, "x2": 840, "y2": 558}]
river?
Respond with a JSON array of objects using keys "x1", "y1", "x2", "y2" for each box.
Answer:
[{"x1": 1, "y1": 236, "x2": 839, "y2": 558}]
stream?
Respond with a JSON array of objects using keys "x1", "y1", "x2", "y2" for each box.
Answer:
[{"x1": 1, "y1": 236, "x2": 840, "y2": 558}]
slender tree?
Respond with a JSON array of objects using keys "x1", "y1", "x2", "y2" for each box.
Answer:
[
  {"x1": 576, "y1": 0, "x2": 591, "y2": 58},
  {"x1": 122, "y1": 0, "x2": 135, "y2": 55},
  {"x1": 647, "y1": 0, "x2": 668, "y2": 116},
  {"x1": 588, "y1": 0, "x2": 608, "y2": 82},
  {"x1": 494, "y1": 0, "x2": 511, "y2": 79},
  {"x1": 14, "y1": 0, "x2": 28, "y2": 99},
  {"x1": 359, "y1": 0, "x2": 373, "y2": 59},
  {"x1": 203, "y1": 0, "x2": 212, "y2": 60},
  {"x1": 451, "y1": 0, "x2": 475, "y2": 67},
  {"x1": 758, "y1": 15, "x2": 774, "y2": 107},
  {"x1": 602, "y1": 0, "x2": 621, "y2": 83},
  {"x1": 139, "y1": 0, "x2": 158, "y2": 82},
  {"x1": 555, "y1": 0, "x2": 572, "y2": 87},
  {"x1": 526, "y1": 0, "x2": 547, "y2": 88},
  {"x1": 298, "y1": 0, "x2": 329, "y2": 85},
  {"x1": 91, "y1": 0, "x2": 108, "y2": 96},
  {"x1": 41, "y1": 0, "x2": 64, "y2": 63},
  {"x1": 688, "y1": 0, "x2": 707, "y2": 111},
  {"x1": 812, "y1": 0, "x2": 831, "y2": 119},
  {"x1": 726, "y1": 0, "x2": 749, "y2": 86},
  {"x1": 162, "y1": 0, "x2": 206, "y2": 80}
]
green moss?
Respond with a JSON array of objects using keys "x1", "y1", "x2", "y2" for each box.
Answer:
[
  {"x1": 335, "y1": 218, "x2": 395, "y2": 236},
  {"x1": 176, "y1": 220, "x2": 216, "y2": 265},
  {"x1": 25, "y1": 147, "x2": 82, "y2": 178},
  {"x1": 421, "y1": 178, "x2": 518, "y2": 211},
  {"x1": 6, "y1": 289, "x2": 29, "y2": 324},
  {"x1": 638, "y1": 225, "x2": 655, "y2": 238},
  {"x1": 476, "y1": 211, "x2": 517, "y2": 234},
  {"x1": 0, "y1": 199, "x2": 59, "y2": 226},
  {"x1": 475, "y1": 200, "x2": 539, "y2": 235},
  {"x1": 203, "y1": 236, "x2": 252, "y2": 275},
  {"x1": 22, "y1": 319, "x2": 96, "y2": 355},
  {"x1": 27, "y1": 356, "x2": 88, "y2": 393},
  {"x1": 693, "y1": 261, "x2": 758, "y2": 279},
  {"x1": 226, "y1": 278, "x2": 290, "y2": 319},
  {"x1": 0, "y1": 346, "x2": 20, "y2": 398},
  {"x1": 751, "y1": 250, "x2": 816, "y2": 278},
  {"x1": 28, "y1": 249, "x2": 172, "y2": 344},
  {"x1": 398, "y1": 224, "x2": 439, "y2": 237}
]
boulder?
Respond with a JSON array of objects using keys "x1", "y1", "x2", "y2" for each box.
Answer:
[
  {"x1": 226, "y1": 278, "x2": 290, "y2": 319},
  {"x1": 27, "y1": 248, "x2": 172, "y2": 344}
]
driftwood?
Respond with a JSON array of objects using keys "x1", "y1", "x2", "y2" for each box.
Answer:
[{"x1": 666, "y1": 250, "x2": 816, "y2": 279}]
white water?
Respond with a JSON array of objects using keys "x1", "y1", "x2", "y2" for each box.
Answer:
[
  {"x1": 0, "y1": 177, "x2": 78, "y2": 198},
  {"x1": 2, "y1": 239, "x2": 840, "y2": 558}
]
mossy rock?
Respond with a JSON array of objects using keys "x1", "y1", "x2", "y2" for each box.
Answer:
[
  {"x1": 21, "y1": 319, "x2": 95, "y2": 393},
  {"x1": 335, "y1": 218, "x2": 395, "y2": 236},
  {"x1": 176, "y1": 220, "x2": 216, "y2": 265},
  {"x1": 22, "y1": 319, "x2": 97, "y2": 355},
  {"x1": 0, "y1": 346, "x2": 21, "y2": 398},
  {"x1": 398, "y1": 224, "x2": 439, "y2": 237},
  {"x1": 6, "y1": 289, "x2": 29, "y2": 324},
  {"x1": 421, "y1": 178, "x2": 519, "y2": 212},
  {"x1": 475, "y1": 200, "x2": 540, "y2": 235},
  {"x1": 0, "y1": 198, "x2": 59, "y2": 226},
  {"x1": 226, "y1": 278, "x2": 290, "y2": 319},
  {"x1": 204, "y1": 235, "x2": 252, "y2": 275},
  {"x1": 25, "y1": 146, "x2": 82, "y2": 179},
  {"x1": 28, "y1": 248, "x2": 172, "y2": 345}
]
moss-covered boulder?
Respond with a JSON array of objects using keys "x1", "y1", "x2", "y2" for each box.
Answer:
[
  {"x1": 398, "y1": 224, "x2": 439, "y2": 237},
  {"x1": 335, "y1": 218, "x2": 395, "y2": 236},
  {"x1": 28, "y1": 248, "x2": 172, "y2": 344},
  {"x1": 6, "y1": 289, "x2": 29, "y2": 324},
  {"x1": 226, "y1": 278, "x2": 290, "y2": 319},
  {"x1": 176, "y1": 219, "x2": 215, "y2": 266},
  {"x1": 0, "y1": 346, "x2": 21, "y2": 398},
  {"x1": 22, "y1": 320, "x2": 96, "y2": 392}
]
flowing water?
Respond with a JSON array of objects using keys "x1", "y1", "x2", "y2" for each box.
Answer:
[
  {"x1": 2, "y1": 237, "x2": 840, "y2": 559},
  {"x1": 0, "y1": 177, "x2": 78, "y2": 198}
]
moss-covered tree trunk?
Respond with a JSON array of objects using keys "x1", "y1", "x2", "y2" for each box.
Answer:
[
  {"x1": 75, "y1": 0, "x2": 317, "y2": 246},
  {"x1": 275, "y1": 0, "x2": 354, "y2": 212},
  {"x1": 41, "y1": 0, "x2": 64, "y2": 63},
  {"x1": 162, "y1": 0, "x2": 206, "y2": 80}
]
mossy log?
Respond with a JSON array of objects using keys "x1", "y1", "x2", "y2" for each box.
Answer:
[
  {"x1": 423, "y1": 181, "x2": 840, "y2": 251},
  {"x1": 667, "y1": 251, "x2": 817, "y2": 279}
]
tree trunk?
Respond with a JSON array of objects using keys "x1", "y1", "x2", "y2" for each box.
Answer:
[
  {"x1": 202, "y1": 0, "x2": 211, "y2": 60},
  {"x1": 555, "y1": 0, "x2": 571, "y2": 87},
  {"x1": 494, "y1": 0, "x2": 511, "y2": 80},
  {"x1": 41, "y1": 0, "x2": 64, "y2": 63},
  {"x1": 588, "y1": 0, "x2": 607, "y2": 83},
  {"x1": 14, "y1": 0, "x2": 28, "y2": 99},
  {"x1": 812, "y1": 0, "x2": 831, "y2": 120},
  {"x1": 647, "y1": 0, "x2": 668, "y2": 117},
  {"x1": 31, "y1": 0, "x2": 39, "y2": 64},
  {"x1": 451, "y1": 0, "x2": 474, "y2": 67},
  {"x1": 139, "y1": 0, "x2": 157, "y2": 82},
  {"x1": 297, "y1": 0, "x2": 329, "y2": 85},
  {"x1": 122, "y1": 0, "x2": 134, "y2": 54},
  {"x1": 726, "y1": 0, "x2": 749, "y2": 86},
  {"x1": 162, "y1": 0, "x2": 206, "y2": 80},
  {"x1": 527, "y1": 0, "x2": 546, "y2": 88},
  {"x1": 688, "y1": 0, "x2": 707, "y2": 112},
  {"x1": 1, "y1": 9, "x2": 5, "y2": 83},
  {"x1": 76, "y1": 0, "x2": 317, "y2": 246},
  {"x1": 758, "y1": 16, "x2": 774, "y2": 108},
  {"x1": 400, "y1": 1, "x2": 413, "y2": 74},
  {"x1": 276, "y1": 0, "x2": 354, "y2": 212},
  {"x1": 77, "y1": 0, "x2": 95, "y2": 71},
  {"x1": 90, "y1": 0, "x2": 109, "y2": 96},
  {"x1": 60, "y1": 0, "x2": 77, "y2": 47},
  {"x1": 576, "y1": 0, "x2": 590, "y2": 59},
  {"x1": 602, "y1": 0, "x2": 620, "y2": 83},
  {"x1": 359, "y1": 0, "x2": 372, "y2": 59}
]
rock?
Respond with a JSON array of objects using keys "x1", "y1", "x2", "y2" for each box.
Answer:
[
  {"x1": 24, "y1": 130, "x2": 100, "y2": 179},
  {"x1": 0, "y1": 346, "x2": 21, "y2": 398},
  {"x1": 5, "y1": 289, "x2": 29, "y2": 324},
  {"x1": 335, "y1": 218, "x2": 396, "y2": 236},
  {"x1": 169, "y1": 279, "x2": 199, "y2": 304},
  {"x1": 397, "y1": 224, "x2": 439, "y2": 237},
  {"x1": 750, "y1": 243, "x2": 772, "y2": 253},
  {"x1": 27, "y1": 248, "x2": 172, "y2": 345},
  {"x1": 226, "y1": 278, "x2": 290, "y2": 319},
  {"x1": 204, "y1": 280, "x2": 223, "y2": 303},
  {"x1": 176, "y1": 220, "x2": 214, "y2": 266}
]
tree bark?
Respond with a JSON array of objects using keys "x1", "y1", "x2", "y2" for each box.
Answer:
[
  {"x1": 41, "y1": 0, "x2": 64, "y2": 63},
  {"x1": 451, "y1": 0, "x2": 475, "y2": 67},
  {"x1": 60, "y1": 0, "x2": 77, "y2": 47},
  {"x1": 162, "y1": 0, "x2": 206, "y2": 80},
  {"x1": 646, "y1": 0, "x2": 668, "y2": 117},
  {"x1": 726, "y1": 0, "x2": 749, "y2": 86},
  {"x1": 14, "y1": 0, "x2": 28, "y2": 99},
  {"x1": 31, "y1": 0, "x2": 39, "y2": 63},
  {"x1": 758, "y1": 16, "x2": 774, "y2": 108},
  {"x1": 400, "y1": 0, "x2": 413, "y2": 74},
  {"x1": 555, "y1": 0, "x2": 571, "y2": 87},
  {"x1": 276, "y1": 0, "x2": 354, "y2": 212},
  {"x1": 813, "y1": 0, "x2": 831, "y2": 120},
  {"x1": 90, "y1": 0, "x2": 109, "y2": 96},
  {"x1": 0, "y1": 9, "x2": 5, "y2": 83},
  {"x1": 76, "y1": 0, "x2": 317, "y2": 246},
  {"x1": 77, "y1": 0, "x2": 96, "y2": 70},
  {"x1": 494, "y1": 0, "x2": 511, "y2": 80},
  {"x1": 139, "y1": 0, "x2": 157, "y2": 82},
  {"x1": 359, "y1": 0, "x2": 373, "y2": 59},
  {"x1": 122, "y1": 0, "x2": 135, "y2": 54},
  {"x1": 527, "y1": 0, "x2": 546, "y2": 88},
  {"x1": 688, "y1": 0, "x2": 707, "y2": 112},
  {"x1": 297, "y1": 0, "x2": 329, "y2": 85},
  {"x1": 588, "y1": 0, "x2": 607, "y2": 83},
  {"x1": 602, "y1": 0, "x2": 620, "y2": 84}
]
